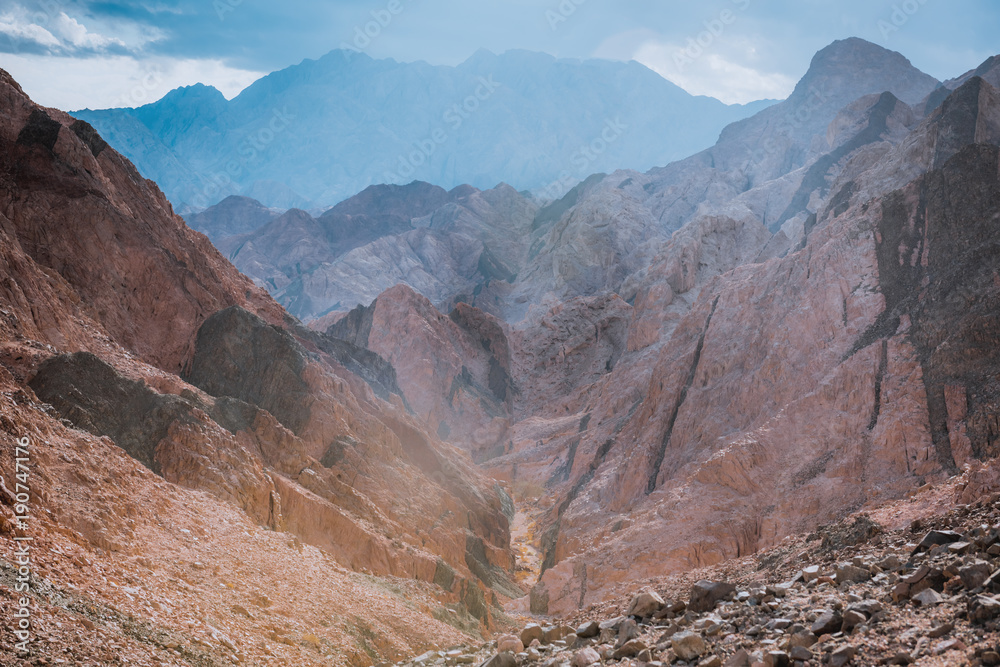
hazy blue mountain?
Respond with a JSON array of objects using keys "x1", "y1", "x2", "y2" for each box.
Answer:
[{"x1": 74, "y1": 49, "x2": 774, "y2": 210}]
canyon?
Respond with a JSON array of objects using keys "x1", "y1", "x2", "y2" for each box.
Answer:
[{"x1": 1, "y1": 36, "x2": 1000, "y2": 667}]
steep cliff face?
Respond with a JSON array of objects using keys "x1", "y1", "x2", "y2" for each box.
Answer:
[
  {"x1": 0, "y1": 66, "x2": 518, "y2": 637},
  {"x1": 529, "y1": 77, "x2": 1000, "y2": 615},
  {"x1": 326, "y1": 285, "x2": 515, "y2": 461}
]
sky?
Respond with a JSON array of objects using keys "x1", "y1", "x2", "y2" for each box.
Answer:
[{"x1": 0, "y1": 0, "x2": 997, "y2": 110}]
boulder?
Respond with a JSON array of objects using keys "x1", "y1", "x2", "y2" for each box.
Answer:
[
  {"x1": 688, "y1": 581, "x2": 736, "y2": 613},
  {"x1": 671, "y1": 631, "x2": 707, "y2": 661},
  {"x1": 626, "y1": 590, "x2": 665, "y2": 618}
]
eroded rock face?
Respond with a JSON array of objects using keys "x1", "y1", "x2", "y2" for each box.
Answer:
[
  {"x1": 0, "y1": 67, "x2": 519, "y2": 628},
  {"x1": 328, "y1": 285, "x2": 515, "y2": 460},
  {"x1": 530, "y1": 79, "x2": 1000, "y2": 615}
]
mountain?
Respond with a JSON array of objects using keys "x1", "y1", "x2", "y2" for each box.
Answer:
[
  {"x1": 293, "y1": 40, "x2": 1000, "y2": 616},
  {"x1": 0, "y1": 66, "x2": 520, "y2": 665},
  {"x1": 73, "y1": 49, "x2": 774, "y2": 209}
]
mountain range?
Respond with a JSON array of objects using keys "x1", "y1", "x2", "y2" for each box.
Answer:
[
  {"x1": 3, "y1": 34, "x2": 1000, "y2": 665},
  {"x1": 72, "y1": 49, "x2": 773, "y2": 210},
  {"x1": 183, "y1": 38, "x2": 1000, "y2": 616}
]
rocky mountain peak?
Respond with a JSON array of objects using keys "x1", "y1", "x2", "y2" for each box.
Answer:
[{"x1": 793, "y1": 37, "x2": 939, "y2": 106}]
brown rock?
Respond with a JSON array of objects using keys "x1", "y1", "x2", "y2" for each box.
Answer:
[
  {"x1": 959, "y1": 560, "x2": 993, "y2": 589},
  {"x1": 689, "y1": 580, "x2": 736, "y2": 613},
  {"x1": 671, "y1": 632, "x2": 707, "y2": 661},
  {"x1": 627, "y1": 590, "x2": 665, "y2": 618},
  {"x1": 570, "y1": 648, "x2": 601, "y2": 667},
  {"x1": 521, "y1": 624, "x2": 545, "y2": 647},
  {"x1": 810, "y1": 611, "x2": 843, "y2": 636},
  {"x1": 829, "y1": 645, "x2": 856, "y2": 667},
  {"x1": 969, "y1": 595, "x2": 1000, "y2": 622},
  {"x1": 763, "y1": 651, "x2": 790, "y2": 667}
]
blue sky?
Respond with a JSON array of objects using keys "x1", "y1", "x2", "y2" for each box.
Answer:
[{"x1": 1, "y1": 0, "x2": 997, "y2": 109}]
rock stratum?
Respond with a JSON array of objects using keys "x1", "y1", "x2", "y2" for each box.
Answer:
[{"x1": 0, "y1": 65, "x2": 520, "y2": 665}]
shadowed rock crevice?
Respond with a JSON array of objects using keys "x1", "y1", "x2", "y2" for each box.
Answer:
[{"x1": 646, "y1": 296, "x2": 720, "y2": 495}]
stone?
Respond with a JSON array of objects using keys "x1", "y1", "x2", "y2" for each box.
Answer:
[
  {"x1": 637, "y1": 649, "x2": 653, "y2": 663},
  {"x1": 969, "y1": 595, "x2": 1000, "y2": 622},
  {"x1": 522, "y1": 624, "x2": 545, "y2": 647},
  {"x1": 829, "y1": 645, "x2": 856, "y2": 667},
  {"x1": 670, "y1": 632, "x2": 707, "y2": 661},
  {"x1": 810, "y1": 611, "x2": 843, "y2": 636},
  {"x1": 840, "y1": 610, "x2": 866, "y2": 632},
  {"x1": 723, "y1": 650, "x2": 751, "y2": 667},
  {"x1": 689, "y1": 581, "x2": 737, "y2": 613},
  {"x1": 763, "y1": 651, "x2": 790, "y2": 667},
  {"x1": 576, "y1": 621, "x2": 600, "y2": 639},
  {"x1": 834, "y1": 564, "x2": 870, "y2": 584},
  {"x1": 570, "y1": 648, "x2": 600, "y2": 667},
  {"x1": 983, "y1": 651, "x2": 1000, "y2": 666},
  {"x1": 698, "y1": 657, "x2": 722, "y2": 667},
  {"x1": 913, "y1": 530, "x2": 964, "y2": 553},
  {"x1": 959, "y1": 560, "x2": 993, "y2": 589},
  {"x1": 801, "y1": 565, "x2": 821, "y2": 582},
  {"x1": 627, "y1": 590, "x2": 665, "y2": 618},
  {"x1": 789, "y1": 646, "x2": 812, "y2": 661},
  {"x1": 497, "y1": 635, "x2": 524, "y2": 654},
  {"x1": 911, "y1": 588, "x2": 943, "y2": 607}
]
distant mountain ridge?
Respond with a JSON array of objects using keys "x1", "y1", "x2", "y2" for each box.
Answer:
[{"x1": 73, "y1": 49, "x2": 774, "y2": 209}]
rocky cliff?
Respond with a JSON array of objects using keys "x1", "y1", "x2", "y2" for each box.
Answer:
[{"x1": 0, "y1": 65, "x2": 519, "y2": 667}]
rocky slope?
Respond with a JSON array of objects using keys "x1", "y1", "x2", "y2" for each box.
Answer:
[
  {"x1": 519, "y1": 74, "x2": 1000, "y2": 615},
  {"x1": 309, "y1": 42, "x2": 1000, "y2": 619},
  {"x1": 0, "y1": 64, "x2": 520, "y2": 667},
  {"x1": 73, "y1": 50, "x2": 773, "y2": 209},
  {"x1": 213, "y1": 181, "x2": 539, "y2": 321},
  {"x1": 391, "y1": 473, "x2": 1000, "y2": 667}
]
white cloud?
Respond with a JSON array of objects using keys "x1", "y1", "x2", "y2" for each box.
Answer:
[
  {"x1": 49, "y1": 12, "x2": 126, "y2": 51},
  {"x1": 633, "y1": 39, "x2": 796, "y2": 104},
  {"x1": 0, "y1": 9, "x2": 60, "y2": 50},
  {"x1": 0, "y1": 53, "x2": 265, "y2": 110}
]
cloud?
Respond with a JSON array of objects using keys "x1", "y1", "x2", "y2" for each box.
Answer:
[
  {"x1": 1, "y1": 53, "x2": 264, "y2": 110},
  {"x1": 633, "y1": 38, "x2": 796, "y2": 104},
  {"x1": 0, "y1": 5, "x2": 129, "y2": 56}
]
